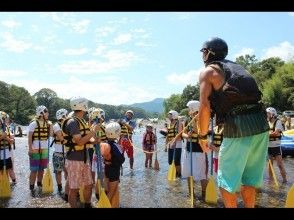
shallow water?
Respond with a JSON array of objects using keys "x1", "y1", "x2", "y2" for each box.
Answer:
[{"x1": 1, "y1": 125, "x2": 294, "y2": 208}]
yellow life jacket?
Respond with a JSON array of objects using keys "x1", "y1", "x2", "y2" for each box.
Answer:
[
  {"x1": 97, "y1": 124, "x2": 107, "y2": 142},
  {"x1": 269, "y1": 119, "x2": 282, "y2": 141},
  {"x1": 167, "y1": 120, "x2": 180, "y2": 142},
  {"x1": 0, "y1": 126, "x2": 11, "y2": 150},
  {"x1": 62, "y1": 116, "x2": 92, "y2": 152},
  {"x1": 213, "y1": 125, "x2": 224, "y2": 147},
  {"x1": 32, "y1": 119, "x2": 50, "y2": 141},
  {"x1": 120, "y1": 124, "x2": 133, "y2": 137}
]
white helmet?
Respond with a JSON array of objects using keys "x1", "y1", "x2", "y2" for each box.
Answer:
[
  {"x1": 146, "y1": 123, "x2": 153, "y2": 128},
  {"x1": 168, "y1": 110, "x2": 179, "y2": 120},
  {"x1": 187, "y1": 100, "x2": 200, "y2": 113},
  {"x1": 266, "y1": 107, "x2": 277, "y2": 117},
  {"x1": 70, "y1": 96, "x2": 88, "y2": 111},
  {"x1": 56, "y1": 108, "x2": 68, "y2": 120},
  {"x1": 68, "y1": 111, "x2": 74, "y2": 118},
  {"x1": 36, "y1": 105, "x2": 48, "y2": 117},
  {"x1": 126, "y1": 110, "x2": 134, "y2": 115},
  {"x1": 88, "y1": 107, "x2": 96, "y2": 115},
  {"x1": 89, "y1": 108, "x2": 101, "y2": 122},
  {"x1": 105, "y1": 122, "x2": 121, "y2": 139},
  {"x1": 0, "y1": 111, "x2": 9, "y2": 120},
  {"x1": 98, "y1": 108, "x2": 105, "y2": 119}
]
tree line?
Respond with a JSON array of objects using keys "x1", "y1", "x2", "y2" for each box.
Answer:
[
  {"x1": 0, "y1": 83, "x2": 156, "y2": 125},
  {"x1": 163, "y1": 55, "x2": 294, "y2": 116}
]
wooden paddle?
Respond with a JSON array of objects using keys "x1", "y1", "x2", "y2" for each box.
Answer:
[{"x1": 154, "y1": 128, "x2": 160, "y2": 171}]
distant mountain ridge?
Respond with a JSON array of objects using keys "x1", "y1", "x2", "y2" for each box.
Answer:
[{"x1": 129, "y1": 98, "x2": 164, "y2": 113}]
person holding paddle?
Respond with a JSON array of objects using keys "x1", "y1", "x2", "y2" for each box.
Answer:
[
  {"x1": 142, "y1": 123, "x2": 156, "y2": 168},
  {"x1": 197, "y1": 37, "x2": 269, "y2": 208},
  {"x1": 182, "y1": 101, "x2": 208, "y2": 200},
  {"x1": 27, "y1": 105, "x2": 53, "y2": 193}
]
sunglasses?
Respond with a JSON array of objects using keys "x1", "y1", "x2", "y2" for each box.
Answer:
[{"x1": 43, "y1": 109, "x2": 48, "y2": 113}]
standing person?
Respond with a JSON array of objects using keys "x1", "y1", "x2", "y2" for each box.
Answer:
[
  {"x1": 165, "y1": 110, "x2": 183, "y2": 178},
  {"x1": 266, "y1": 107, "x2": 287, "y2": 183},
  {"x1": 101, "y1": 122, "x2": 125, "y2": 208},
  {"x1": 27, "y1": 106, "x2": 53, "y2": 193},
  {"x1": 10, "y1": 120, "x2": 15, "y2": 134},
  {"x1": 284, "y1": 116, "x2": 292, "y2": 131},
  {"x1": 210, "y1": 122, "x2": 224, "y2": 175},
  {"x1": 197, "y1": 37, "x2": 269, "y2": 208},
  {"x1": 182, "y1": 101, "x2": 208, "y2": 199},
  {"x1": 118, "y1": 110, "x2": 136, "y2": 169},
  {"x1": 62, "y1": 96, "x2": 100, "y2": 208},
  {"x1": 0, "y1": 112, "x2": 16, "y2": 184},
  {"x1": 142, "y1": 123, "x2": 156, "y2": 168},
  {"x1": 52, "y1": 109, "x2": 68, "y2": 194}
]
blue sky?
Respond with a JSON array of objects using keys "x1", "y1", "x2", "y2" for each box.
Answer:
[{"x1": 0, "y1": 12, "x2": 293, "y2": 105}]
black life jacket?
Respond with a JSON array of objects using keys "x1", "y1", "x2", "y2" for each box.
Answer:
[
  {"x1": 269, "y1": 119, "x2": 282, "y2": 141},
  {"x1": 104, "y1": 141, "x2": 125, "y2": 167},
  {"x1": 208, "y1": 59, "x2": 262, "y2": 122}
]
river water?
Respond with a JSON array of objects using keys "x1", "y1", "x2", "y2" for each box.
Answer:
[{"x1": 1, "y1": 125, "x2": 293, "y2": 208}]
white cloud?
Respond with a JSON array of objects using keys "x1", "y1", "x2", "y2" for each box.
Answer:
[
  {"x1": 167, "y1": 68, "x2": 204, "y2": 85},
  {"x1": 1, "y1": 20, "x2": 21, "y2": 28},
  {"x1": 135, "y1": 42, "x2": 155, "y2": 48},
  {"x1": 0, "y1": 70, "x2": 27, "y2": 78},
  {"x1": 59, "y1": 50, "x2": 137, "y2": 75},
  {"x1": 0, "y1": 32, "x2": 32, "y2": 53},
  {"x1": 95, "y1": 26, "x2": 116, "y2": 37},
  {"x1": 63, "y1": 48, "x2": 88, "y2": 56},
  {"x1": 113, "y1": 33, "x2": 132, "y2": 45},
  {"x1": 234, "y1": 48, "x2": 255, "y2": 59},
  {"x1": 261, "y1": 41, "x2": 294, "y2": 61},
  {"x1": 93, "y1": 45, "x2": 107, "y2": 56},
  {"x1": 72, "y1": 19, "x2": 90, "y2": 34}
]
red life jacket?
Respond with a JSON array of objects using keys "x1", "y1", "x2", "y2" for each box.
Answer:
[{"x1": 143, "y1": 132, "x2": 156, "y2": 146}]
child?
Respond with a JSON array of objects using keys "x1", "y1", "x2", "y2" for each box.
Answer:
[
  {"x1": 101, "y1": 122, "x2": 125, "y2": 208},
  {"x1": 210, "y1": 123, "x2": 224, "y2": 174},
  {"x1": 142, "y1": 123, "x2": 156, "y2": 168}
]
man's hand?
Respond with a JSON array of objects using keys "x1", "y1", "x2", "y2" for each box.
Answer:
[{"x1": 199, "y1": 139, "x2": 210, "y2": 153}]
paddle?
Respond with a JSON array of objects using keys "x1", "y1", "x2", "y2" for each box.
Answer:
[
  {"x1": 205, "y1": 117, "x2": 218, "y2": 204},
  {"x1": 154, "y1": 128, "x2": 160, "y2": 171},
  {"x1": 95, "y1": 117, "x2": 111, "y2": 208},
  {"x1": 268, "y1": 158, "x2": 279, "y2": 188},
  {"x1": 285, "y1": 184, "x2": 294, "y2": 208},
  {"x1": 188, "y1": 124, "x2": 194, "y2": 207},
  {"x1": 0, "y1": 121, "x2": 11, "y2": 198},
  {"x1": 42, "y1": 134, "x2": 54, "y2": 194}
]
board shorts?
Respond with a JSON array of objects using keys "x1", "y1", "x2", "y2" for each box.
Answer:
[
  {"x1": 181, "y1": 151, "x2": 207, "y2": 181},
  {"x1": 53, "y1": 152, "x2": 65, "y2": 173},
  {"x1": 29, "y1": 149, "x2": 48, "y2": 172},
  {"x1": 168, "y1": 148, "x2": 182, "y2": 166},
  {"x1": 120, "y1": 137, "x2": 133, "y2": 159},
  {"x1": 0, "y1": 158, "x2": 13, "y2": 170}
]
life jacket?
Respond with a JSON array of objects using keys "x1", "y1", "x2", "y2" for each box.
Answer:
[
  {"x1": 53, "y1": 121, "x2": 63, "y2": 145},
  {"x1": 32, "y1": 119, "x2": 50, "y2": 141},
  {"x1": 0, "y1": 126, "x2": 11, "y2": 150},
  {"x1": 120, "y1": 123, "x2": 133, "y2": 137},
  {"x1": 104, "y1": 141, "x2": 125, "y2": 167},
  {"x1": 269, "y1": 119, "x2": 282, "y2": 141},
  {"x1": 98, "y1": 124, "x2": 107, "y2": 142},
  {"x1": 207, "y1": 59, "x2": 263, "y2": 123},
  {"x1": 143, "y1": 132, "x2": 156, "y2": 146},
  {"x1": 213, "y1": 125, "x2": 224, "y2": 147},
  {"x1": 167, "y1": 120, "x2": 180, "y2": 142},
  {"x1": 62, "y1": 116, "x2": 92, "y2": 153}
]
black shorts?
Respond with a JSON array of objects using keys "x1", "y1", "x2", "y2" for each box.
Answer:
[
  {"x1": 268, "y1": 146, "x2": 282, "y2": 157},
  {"x1": 105, "y1": 165, "x2": 120, "y2": 182},
  {"x1": 87, "y1": 148, "x2": 94, "y2": 166},
  {"x1": 168, "y1": 148, "x2": 182, "y2": 166},
  {"x1": 0, "y1": 158, "x2": 13, "y2": 170}
]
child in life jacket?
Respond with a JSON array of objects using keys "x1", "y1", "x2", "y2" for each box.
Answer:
[{"x1": 142, "y1": 123, "x2": 157, "y2": 168}]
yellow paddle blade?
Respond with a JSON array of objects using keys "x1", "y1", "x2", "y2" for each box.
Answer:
[
  {"x1": 283, "y1": 129, "x2": 294, "y2": 135},
  {"x1": 285, "y1": 184, "x2": 294, "y2": 208},
  {"x1": 188, "y1": 176, "x2": 194, "y2": 207},
  {"x1": 154, "y1": 159, "x2": 160, "y2": 171},
  {"x1": 167, "y1": 162, "x2": 176, "y2": 181},
  {"x1": 42, "y1": 168, "x2": 54, "y2": 194},
  {"x1": 205, "y1": 176, "x2": 218, "y2": 204},
  {"x1": 97, "y1": 189, "x2": 111, "y2": 208},
  {"x1": 79, "y1": 185, "x2": 85, "y2": 203},
  {"x1": 268, "y1": 160, "x2": 279, "y2": 188},
  {"x1": 0, "y1": 170, "x2": 11, "y2": 198}
]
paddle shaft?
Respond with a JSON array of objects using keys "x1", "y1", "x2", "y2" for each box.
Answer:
[
  {"x1": 154, "y1": 128, "x2": 157, "y2": 160},
  {"x1": 1, "y1": 122, "x2": 7, "y2": 168},
  {"x1": 94, "y1": 117, "x2": 104, "y2": 188},
  {"x1": 210, "y1": 117, "x2": 214, "y2": 176}
]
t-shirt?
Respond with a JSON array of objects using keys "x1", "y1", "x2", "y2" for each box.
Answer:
[
  {"x1": 53, "y1": 123, "x2": 63, "y2": 153},
  {"x1": 0, "y1": 148, "x2": 11, "y2": 160},
  {"x1": 27, "y1": 121, "x2": 50, "y2": 150},
  {"x1": 65, "y1": 118, "x2": 86, "y2": 161},
  {"x1": 269, "y1": 119, "x2": 284, "y2": 148}
]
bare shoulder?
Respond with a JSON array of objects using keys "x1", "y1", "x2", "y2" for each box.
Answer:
[{"x1": 200, "y1": 65, "x2": 225, "y2": 89}]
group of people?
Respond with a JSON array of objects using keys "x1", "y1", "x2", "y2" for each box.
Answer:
[{"x1": 0, "y1": 37, "x2": 292, "y2": 208}]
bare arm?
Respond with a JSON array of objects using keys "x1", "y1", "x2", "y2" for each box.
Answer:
[{"x1": 72, "y1": 124, "x2": 99, "y2": 146}]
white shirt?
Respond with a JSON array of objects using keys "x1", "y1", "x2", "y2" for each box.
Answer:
[
  {"x1": 269, "y1": 119, "x2": 284, "y2": 148},
  {"x1": 53, "y1": 123, "x2": 64, "y2": 153},
  {"x1": 28, "y1": 121, "x2": 50, "y2": 150},
  {"x1": 0, "y1": 148, "x2": 11, "y2": 159}
]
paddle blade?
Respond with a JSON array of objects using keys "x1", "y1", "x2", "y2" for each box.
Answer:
[
  {"x1": 97, "y1": 189, "x2": 112, "y2": 208},
  {"x1": 188, "y1": 176, "x2": 194, "y2": 207},
  {"x1": 42, "y1": 168, "x2": 54, "y2": 194},
  {"x1": 205, "y1": 176, "x2": 218, "y2": 204},
  {"x1": 154, "y1": 158, "x2": 160, "y2": 171},
  {"x1": 96, "y1": 179, "x2": 102, "y2": 197},
  {"x1": 0, "y1": 169, "x2": 11, "y2": 198},
  {"x1": 285, "y1": 184, "x2": 294, "y2": 208},
  {"x1": 79, "y1": 186, "x2": 85, "y2": 203},
  {"x1": 268, "y1": 160, "x2": 279, "y2": 188},
  {"x1": 167, "y1": 162, "x2": 176, "y2": 181}
]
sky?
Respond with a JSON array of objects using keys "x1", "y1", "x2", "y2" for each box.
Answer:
[{"x1": 0, "y1": 12, "x2": 293, "y2": 105}]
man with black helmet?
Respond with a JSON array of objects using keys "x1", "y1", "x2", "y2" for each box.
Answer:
[{"x1": 197, "y1": 37, "x2": 269, "y2": 208}]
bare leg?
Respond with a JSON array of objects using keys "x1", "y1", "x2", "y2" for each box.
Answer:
[
  {"x1": 37, "y1": 170, "x2": 44, "y2": 183},
  {"x1": 240, "y1": 185, "x2": 256, "y2": 208},
  {"x1": 108, "y1": 181, "x2": 119, "y2": 208},
  {"x1": 268, "y1": 156, "x2": 274, "y2": 181},
  {"x1": 8, "y1": 168, "x2": 16, "y2": 181},
  {"x1": 201, "y1": 179, "x2": 208, "y2": 199},
  {"x1": 145, "y1": 154, "x2": 148, "y2": 168},
  {"x1": 83, "y1": 184, "x2": 92, "y2": 203},
  {"x1": 276, "y1": 155, "x2": 287, "y2": 183},
  {"x1": 149, "y1": 154, "x2": 153, "y2": 168},
  {"x1": 68, "y1": 188, "x2": 79, "y2": 208},
  {"x1": 220, "y1": 187, "x2": 238, "y2": 208},
  {"x1": 29, "y1": 171, "x2": 37, "y2": 186}
]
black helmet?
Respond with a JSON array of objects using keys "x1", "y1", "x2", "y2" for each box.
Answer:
[{"x1": 200, "y1": 37, "x2": 228, "y2": 63}]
